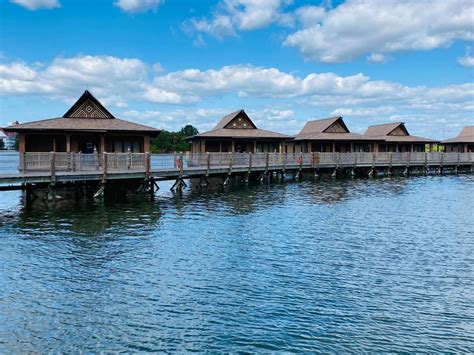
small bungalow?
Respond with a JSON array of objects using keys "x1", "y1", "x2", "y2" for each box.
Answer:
[
  {"x1": 292, "y1": 116, "x2": 377, "y2": 153},
  {"x1": 364, "y1": 122, "x2": 436, "y2": 152},
  {"x1": 187, "y1": 110, "x2": 291, "y2": 153},
  {"x1": 442, "y1": 126, "x2": 474, "y2": 153},
  {"x1": 3, "y1": 91, "x2": 160, "y2": 154}
]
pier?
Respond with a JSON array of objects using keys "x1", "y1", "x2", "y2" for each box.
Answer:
[{"x1": 0, "y1": 151, "x2": 472, "y2": 194}]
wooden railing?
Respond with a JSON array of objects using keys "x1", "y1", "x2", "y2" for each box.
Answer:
[{"x1": 0, "y1": 151, "x2": 471, "y2": 176}]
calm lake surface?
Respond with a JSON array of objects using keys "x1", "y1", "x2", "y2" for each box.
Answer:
[{"x1": 0, "y1": 174, "x2": 473, "y2": 352}]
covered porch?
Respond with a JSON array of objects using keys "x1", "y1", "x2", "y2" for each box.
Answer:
[
  {"x1": 20, "y1": 132, "x2": 150, "y2": 154},
  {"x1": 378, "y1": 142, "x2": 430, "y2": 153},
  {"x1": 292, "y1": 140, "x2": 376, "y2": 153},
  {"x1": 192, "y1": 138, "x2": 284, "y2": 153}
]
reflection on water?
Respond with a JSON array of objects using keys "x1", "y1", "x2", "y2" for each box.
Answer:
[{"x1": 0, "y1": 176, "x2": 473, "y2": 352}]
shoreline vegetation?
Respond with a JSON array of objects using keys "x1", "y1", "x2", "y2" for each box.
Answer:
[{"x1": 150, "y1": 125, "x2": 198, "y2": 153}]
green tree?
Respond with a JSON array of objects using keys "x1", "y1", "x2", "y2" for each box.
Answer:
[
  {"x1": 180, "y1": 125, "x2": 199, "y2": 137},
  {"x1": 151, "y1": 125, "x2": 199, "y2": 153}
]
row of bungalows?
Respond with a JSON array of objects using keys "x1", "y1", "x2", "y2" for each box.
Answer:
[
  {"x1": 3, "y1": 91, "x2": 471, "y2": 155},
  {"x1": 188, "y1": 111, "x2": 441, "y2": 154}
]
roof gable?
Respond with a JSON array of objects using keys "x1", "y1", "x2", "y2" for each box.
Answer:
[
  {"x1": 213, "y1": 110, "x2": 257, "y2": 130},
  {"x1": 63, "y1": 90, "x2": 115, "y2": 119},
  {"x1": 388, "y1": 123, "x2": 409, "y2": 136},
  {"x1": 298, "y1": 117, "x2": 347, "y2": 136},
  {"x1": 323, "y1": 118, "x2": 349, "y2": 133},
  {"x1": 365, "y1": 122, "x2": 409, "y2": 137}
]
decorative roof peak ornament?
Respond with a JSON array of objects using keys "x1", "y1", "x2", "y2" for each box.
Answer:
[{"x1": 63, "y1": 90, "x2": 115, "y2": 119}]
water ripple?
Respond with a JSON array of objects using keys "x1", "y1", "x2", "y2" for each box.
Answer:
[{"x1": 0, "y1": 175, "x2": 473, "y2": 352}]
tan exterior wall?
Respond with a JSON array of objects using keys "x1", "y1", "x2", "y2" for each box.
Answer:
[
  {"x1": 18, "y1": 133, "x2": 25, "y2": 154},
  {"x1": 143, "y1": 135, "x2": 150, "y2": 153}
]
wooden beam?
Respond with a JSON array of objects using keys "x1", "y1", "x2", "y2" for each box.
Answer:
[{"x1": 66, "y1": 134, "x2": 71, "y2": 153}]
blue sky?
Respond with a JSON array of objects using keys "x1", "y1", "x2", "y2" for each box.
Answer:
[{"x1": 0, "y1": 0, "x2": 473, "y2": 139}]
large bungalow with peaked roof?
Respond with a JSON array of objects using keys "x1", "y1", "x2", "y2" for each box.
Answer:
[
  {"x1": 292, "y1": 116, "x2": 377, "y2": 153},
  {"x1": 442, "y1": 126, "x2": 474, "y2": 153},
  {"x1": 186, "y1": 109, "x2": 291, "y2": 153},
  {"x1": 364, "y1": 122, "x2": 437, "y2": 152},
  {"x1": 3, "y1": 91, "x2": 160, "y2": 154}
]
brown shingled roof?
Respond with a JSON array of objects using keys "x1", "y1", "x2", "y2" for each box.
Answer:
[
  {"x1": 442, "y1": 126, "x2": 474, "y2": 144},
  {"x1": 295, "y1": 116, "x2": 374, "y2": 141},
  {"x1": 365, "y1": 122, "x2": 436, "y2": 143},
  {"x1": 189, "y1": 110, "x2": 290, "y2": 140},
  {"x1": 193, "y1": 128, "x2": 290, "y2": 139},
  {"x1": 213, "y1": 110, "x2": 257, "y2": 130},
  {"x1": 365, "y1": 122, "x2": 406, "y2": 137},
  {"x1": 3, "y1": 90, "x2": 160, "y2": 135},
  {"x1": 4, "y1": 117, "x2": 159, "y2": 134}
]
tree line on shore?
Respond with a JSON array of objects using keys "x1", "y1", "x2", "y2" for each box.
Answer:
[{"x1": 150, "y1": 125, "x2": 198, "y2": 153}]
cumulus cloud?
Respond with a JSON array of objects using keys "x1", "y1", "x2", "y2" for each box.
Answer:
[
  {"x1": 114, "y1": 0, "x2": 162, "y2": 13},
  {"x1": 458, "y1": 55, "x2": 474, "y2": 67},
  {"x1": 0, "y1": 55, "x2": 180, "y2": 105},
  {"x1": 185, "y1": 0, "x2": 293, "y2": 39},
  {"x1": 284, "y1": 0, "x2": 474, "y2": 63},
  {"x1": 122, "y1": 107, "x2": 298, "y2": 133},
  {"x1": 367, "y1": 53, "x2": 389, "y2": 64},
  {"x1": 1, "y1": 54, "x2": 472, "y2": 136},
  {"x1": 9, "y1": 0, "x2": 60, "y2": 10},
  {"x1": 123, "y1": 108, "x2": 230, "y2": 131}
]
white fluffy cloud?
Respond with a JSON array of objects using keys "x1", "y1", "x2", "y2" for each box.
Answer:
[
  {"x1": 186, "y1": 0, "x2": 293, "y2": 39},
  {"x1": 114, "y1": 0, "x2": 162, "y2": 13},
  {"x1": 0, "y1": 55, "x2": 180, "y2": 105},
  {"x1": 9, "y1": 0, "x2": 60, "y2": 10},
  {"x1": 458, "y1": 55, "x2": 474, "y2": 67},
  {"x1": 1, "y1": 55, "x2": 472, "y2": 136},
  {"x1": 185, "y1": 0, "x2": 473, "y2": 62},
  {"x1": 284, "y1": 0, "x2": 474, "y2": 63}
]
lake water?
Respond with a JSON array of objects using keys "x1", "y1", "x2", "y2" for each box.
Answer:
[{"x1": 0, "y1": 175, "x2": 473, "y2": 352}]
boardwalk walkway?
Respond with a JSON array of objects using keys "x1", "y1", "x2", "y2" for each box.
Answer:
[{"x1": 0, "y1": 152, "x2": 473, "y2": 188}]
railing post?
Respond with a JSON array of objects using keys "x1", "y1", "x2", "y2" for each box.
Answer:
[
  {"x1": 457, "y1": 151, "x2": 461, "y2": 166},
  {"x1": 179, "y1": 153, "x2": 184, "y2": 178},
  {"x1": 50, "y1": 151, "x2": 56, "y2": 182},
  {"x1": 103, "y1": 153, "x2": 108, "y2": 182},
  {"x1": 71, "y1": 152, "x2": 76, "y2": 172},
  {"x1": 299, "y1": 152, "x2": 303, "y2": 170},
  {"x1": 145, "y1": 152, "x2": 150, "y2": 179},
  {"x1": 228, "y1": 152, "x2": 233, "y2": 173},
  {"x1": 354, "y1": 152, "x2": 358, "y2": 168},
  {"x1": 206, "y1": 152, "x2": 210, "y2": 176},
  {"x1": 265, "y1": 152, "x2": 269, "y2": 172},
  {"x1": 249, "y1": 152, "x2": 253, "y2": 171},
  {"x1": 389, "y1": 152, "x2": 393, "y2": 168},
  {"x1": 407, "y1": 152, "x2": 411, "y2": 167},
  {"x1": 282, "y1": 152, "x2": 286, "y2": 171},
  {"x1": 127, "y1": 152, "x2": 132, "y2": 170},
  {"x1": 336, "y1": 152, "x2": 340, "y2": 169},
  {"x1": 21, "y1": 152, "x2": 26, "y2": 174}
]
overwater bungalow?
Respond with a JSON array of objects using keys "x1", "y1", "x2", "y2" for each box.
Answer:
[
  {"x1": 187, "y1": 109, "x2": 291, "y2": 153},
  {"x1": 292, "y1": 116, "x2": 376, "y2": 153},
  {"x1": 3, "y1": 90, "x2": 160, "y2": 154},
  {"x1": 364, "y1": 122, "x2": 436, "y2": 152},
  {"x1": 442, "y1": 126, "x2": 474, "y2": 152}
]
